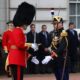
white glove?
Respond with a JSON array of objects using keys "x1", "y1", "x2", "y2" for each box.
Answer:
[
  {"x1": 31, "y1": 43, "x2": 38, "y2": 51},
  {"x1": 31, "y1": 56, "x2": 39, "y2": 65},
  {"x1": 42, "y1": 56, "x2": 53, "y2": 64}
]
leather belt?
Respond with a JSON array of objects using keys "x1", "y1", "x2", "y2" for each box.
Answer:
[{"x1": 10, "y1": 45, "x2": 18, "y2": 49}]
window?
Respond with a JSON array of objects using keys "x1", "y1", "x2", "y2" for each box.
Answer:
[
  {"x1": 77, "y1": 16, "x2": 80, "y2": 28},
  {"x1": 69, "y1": 16, "x2": 76, "y2": 25},
  {"x1": 77, "y1": 3, "x2": 80, "y2": 15},
  {"x1": 69, "y1": 0, "x2": 80, "y2": 28},
  {"x1": 69, "y1": 3, "x2": 76, "y2": 15}
]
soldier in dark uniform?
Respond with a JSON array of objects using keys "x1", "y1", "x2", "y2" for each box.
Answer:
[
  {"x1": 42, "y1": 16, "x2": 69, "y2": 80},
  {"x1": 50, "y1": 16, "x2": 69, "y2": 80}
]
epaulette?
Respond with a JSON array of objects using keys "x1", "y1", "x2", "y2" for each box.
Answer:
[{"x1": 60, "y1": 30, "x2": 68, "y2": 37}]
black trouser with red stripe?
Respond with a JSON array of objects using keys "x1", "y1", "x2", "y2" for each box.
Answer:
[{"x1": 10, "y1": 65, "x2": 24, "y2": 80}]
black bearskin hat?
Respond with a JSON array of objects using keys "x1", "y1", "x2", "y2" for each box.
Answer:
[{"x1": 13, "y1": 2, "x2": 35, "y2": 26}]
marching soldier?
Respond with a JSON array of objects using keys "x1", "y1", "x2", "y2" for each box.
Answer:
[{"x1": 2, "y1": 21, "x2": 14, "y2": 77}]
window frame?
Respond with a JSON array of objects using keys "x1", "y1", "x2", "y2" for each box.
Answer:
[{"x1": 69, "y1": 0, "x2": 80, "y2": 28}]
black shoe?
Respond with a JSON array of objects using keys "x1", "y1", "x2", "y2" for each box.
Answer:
[{"x1": 7, "y1": 72, "x2": 11, "y2": 77}]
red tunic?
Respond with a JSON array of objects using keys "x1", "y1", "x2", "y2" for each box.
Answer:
[
  {"x1": 2, "y1": 30, "x2": 12, "y2": 51},
  {"x1": 8, "y1": 27, "x2": 28, "y2": 67}
]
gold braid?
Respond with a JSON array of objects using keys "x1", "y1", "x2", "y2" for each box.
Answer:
[{"x1": 51, "y1": 42, "x2": 57, "y2": 50}]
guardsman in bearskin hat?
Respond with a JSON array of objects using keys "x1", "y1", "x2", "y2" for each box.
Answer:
[
  {"x1": 2, "y1": 21, "x2": 14, "y2": 77},
  {"x1": 5, "y1": 2, "x2": 38, "y2": 80},
  {"x1": 42, "y1": 14, "x2": 69, "y2": 80}
]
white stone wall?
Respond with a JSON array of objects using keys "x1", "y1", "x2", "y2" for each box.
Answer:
[
  {"x1": 1, "y1": 0, "x2": 69, "y2": 33},
  {"x1": 0, "y1": 0, "x2": 7, "y2": 34}
]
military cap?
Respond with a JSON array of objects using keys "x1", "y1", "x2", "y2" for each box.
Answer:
[
  {"x1": 6, "y1": 21, "x2": 13, "y2": 24},
  {"x1": 52, "y1": 16, "x2": 64, "y2": 23}
]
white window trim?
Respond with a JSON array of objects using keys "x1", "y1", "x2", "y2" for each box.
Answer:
[{"x1": 69, "y1": 0, "x2": 80, "y2": 28}]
